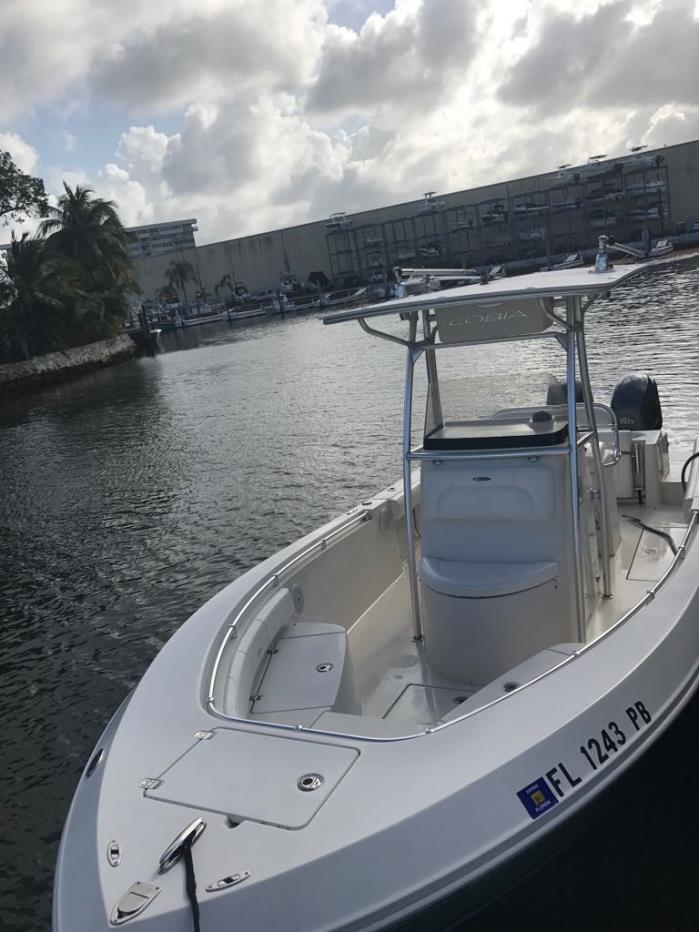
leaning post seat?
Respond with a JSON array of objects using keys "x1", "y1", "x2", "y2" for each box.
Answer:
[{"x1": 419, "y1": 416, "x2": 578, "y2": 685}]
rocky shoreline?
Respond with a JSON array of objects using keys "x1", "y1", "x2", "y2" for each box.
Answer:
[{"x1": 0, "y1": 334, "x2": 137, "y2": 399}]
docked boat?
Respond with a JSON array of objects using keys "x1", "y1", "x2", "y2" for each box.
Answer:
[
  {"x1": 648, "y1": 238, "x2": 674, "y2": 258},
  {"x1": 578, "y1": 154, "x2": 622, "y2": 179},
  {"x1": 326, "y1": 212, "x2": 352, "y2": 230},
  {"x1": 227, "y1": 307, "x2": 266, "y2": 322},
  {"x1": 550, "y1": 196, "x2": 581, "y2": 213},
  {"x1": 55, "y1": 259, "x2": 699, "y2": 931},
  {"x1": 394, "y1": 267, "x2": 483, "y2": 296},
  {"x1": 628, "y1": 206, "x2": 662, "y2": 221},
  {"x1": 626, "y1": 180, "x2": 666, "y2": 197},
  {"x1": 182, "y1": 311, "x2": 226, "y2": 327},
  {"x1": 622, "y1": 148, "x2": 663, "y2": 173},
  {"x1": 550, "y1": 252, "x2": 584, "y2": 270}
]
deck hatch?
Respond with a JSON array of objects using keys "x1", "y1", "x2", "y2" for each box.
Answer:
[{"x1": 144, "y1": 727, "x2": 358, "y2": 828}]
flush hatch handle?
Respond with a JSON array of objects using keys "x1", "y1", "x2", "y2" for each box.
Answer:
[{"x1": 110, "y1": 881, "x2": 160, "y2": 925}]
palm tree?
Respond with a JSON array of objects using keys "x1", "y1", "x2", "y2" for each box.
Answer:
[
  {"x1": 39, "y1": 184, "x2": 133, "y2": 289},
  {"x1": 166, "y1": 259, "x2": 197, "y2": 307},
  {"x1": 38, "y1": 184, "x2": 139, "y2": 340},
  {"x1": 156, "y1": 284, "x2": 178, "y2": 305},
  {"x1": 0, "y1": 233, "x2": 86, "y2": 358},
  {"x1": 214, "y1": 273, "x2": 233, "y2": 299}
]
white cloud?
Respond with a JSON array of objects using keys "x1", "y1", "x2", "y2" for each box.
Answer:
[
  {"x1": 97, "y1": 163, "x2": 153, "y2": 225},
  {"x1": 1, "y1": 1, "x2": 699, "y2": 245},
  {"x1": 0, "y1": 131, "x2": 39, "y2": 173},
  {"x1": 308, "y1": 0, "x2": 479, "y2": 114},
  {"x1": 90, "y1": 1, "x2": 328, "y2": 113},
  {"x1": 117, "y1": 126, "x2": 171, "y2": 173},
  {"x1": 641, "y1": 104, "x2": 699, "y2": 148}
]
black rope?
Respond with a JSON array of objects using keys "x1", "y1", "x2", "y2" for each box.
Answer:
[
  {"x1": 680, "y1": 451, "x2": 699, "y2": 491},
  {"x1": 622, "y1": 515, "x2": 678, "y2": 555},
  {"x1": 181, "y1": 838, "x2": 201, "y2": 932}
]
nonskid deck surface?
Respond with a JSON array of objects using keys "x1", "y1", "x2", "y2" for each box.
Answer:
[{"x1": 587, "y1": 502, "x2": 687, "y2": 639}]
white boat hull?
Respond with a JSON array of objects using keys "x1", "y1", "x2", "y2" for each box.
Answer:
[{"x1": 54, "y1": 477, "x2": 699, "y2": 931}]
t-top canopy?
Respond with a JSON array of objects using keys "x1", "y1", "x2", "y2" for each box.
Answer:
[{"x1": 322, "y1": 264, "x2": 645, "y2": 325}]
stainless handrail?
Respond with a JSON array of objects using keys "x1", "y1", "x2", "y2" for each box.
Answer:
[
  {"x1": 404, "y1": 347, "x2": 423, "y2": 641},
  {"x1": 593, "y1": 402, "x2": 621, "y2": 467},
  {"x1": 494, "y1": 402, "x2": 620, "y2": 465},
  {"x1": 575, "y1": 296, "x2": 612, "y2": 599},
  {"x1": 206, "y1": 509, "x2": 371, "y2": 704}
]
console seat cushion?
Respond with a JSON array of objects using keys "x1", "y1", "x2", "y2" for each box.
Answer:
[{"x1": 421, "y1": 557, "x2": 559, "y2": 598}]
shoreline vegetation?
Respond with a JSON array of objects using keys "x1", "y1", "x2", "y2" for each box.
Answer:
[{"x1": 1, "y1": 150, "x2": 140, "y2": 396}]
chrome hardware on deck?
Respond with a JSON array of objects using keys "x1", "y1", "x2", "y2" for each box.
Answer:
[
  {"x1": 206, "y1": 871, "x2": 251, "y2": 893},
  {"x1": 110, "y1": 881, "x2": 160, "y2": 925},
  {"x1": 159, "y1": 817, "x2": 207, "y2": 874},
  {"x1": 107, "y1": 840, "x2": 122, "y2": 867},
  {"x1": 297, "y1": 773, "x2": 324, "y2": 791},
  {"x1": 138, "y1": 777, "x2": 161, "y2": 791},
  {"x1": 85, "y1": 747, "x2": 104, "y2": 778}
]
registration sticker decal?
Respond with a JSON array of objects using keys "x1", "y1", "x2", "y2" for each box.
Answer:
[
  {"x1": 517, "y1": 778, "x2": 559, "y2": 819},
  {"x1": 515, "y1": 700, "x2": 653, "y2": 820}
]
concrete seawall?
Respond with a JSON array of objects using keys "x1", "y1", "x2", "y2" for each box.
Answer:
[{"x1": 0, "y1": 335, "x2": 137, "y2": 398}]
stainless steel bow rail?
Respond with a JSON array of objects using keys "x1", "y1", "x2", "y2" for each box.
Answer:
[{"x1": 206, "y1": 508, "x2": 372, "y2": 707}]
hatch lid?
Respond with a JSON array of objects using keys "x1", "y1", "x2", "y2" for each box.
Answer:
[{"x1": 145, "y1": 727, "x2": 358, "y2": 829}]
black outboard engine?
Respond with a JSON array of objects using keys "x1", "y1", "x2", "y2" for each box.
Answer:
[
  {"x1": 611, "y1": 373, "x2": 663, "y2": 429},
  {"x1": 546, "y1": 378, "x2": 583, "y2": 406}
]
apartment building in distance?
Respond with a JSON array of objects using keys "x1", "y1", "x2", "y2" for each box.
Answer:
[{"x1": 126, "y1": 218, "x2": 198, "y2": 261}]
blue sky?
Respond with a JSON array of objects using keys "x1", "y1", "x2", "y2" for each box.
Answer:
[{"x1": 1, "y1": 1, "x2": 698, "y2": 244}]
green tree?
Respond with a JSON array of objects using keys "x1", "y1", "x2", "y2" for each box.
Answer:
[
  {"x1": 0, "y1": 233, "x2": 86, "y2": 359},
  {"x1": 166, "y1": 258, "x2": 197, "y2": 307},
  {"x1": 156, "y1": 284, "x2": 178, "y2": 304},
  {"x1": 39, "y1": 184, "x2": 139, "y2": 340},
  {"x1": 214, "y1": 273, "x2": 233, "y2": 299},
  {"x1": 0, "y1": 150, "x2": 48, "y2": 226},
  {"x1": 40, "y1": 184, "x2": 133, "y2": 287}
]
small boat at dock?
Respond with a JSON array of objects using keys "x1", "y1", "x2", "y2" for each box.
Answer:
[
  {"x1": 648, "y1": 238, "x2": 674, "y2": 258},
  {"x1": 182, "y1": 311, "x2": 226, "y2": 327},
  {"x1": 550, "y1": 252, "x2": 584, "y2": 270},
  {"x1": 227, "y1": 306, "x2": 267, "y2": 321}
]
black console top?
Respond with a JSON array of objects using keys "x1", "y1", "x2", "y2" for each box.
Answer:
[{"x1": 423, "y1": 412, "x2": 569, "y2": 450}]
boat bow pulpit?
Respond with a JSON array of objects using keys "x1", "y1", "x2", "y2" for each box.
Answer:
[{"x1": 324, "y1": 266, "x2": 644, "y2": 679}]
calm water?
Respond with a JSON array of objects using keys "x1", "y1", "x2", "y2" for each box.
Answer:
[{"x1": 2, "y1": 260, "x2": 699, "y2": 930}]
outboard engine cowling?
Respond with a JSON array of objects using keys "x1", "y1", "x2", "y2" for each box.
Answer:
[
  {"x1": 546, "y1": 378, "x2": 583, "y2": 406},
  {"x1": 611, "y1": 373, "x2": 662, "y2": 429}
]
